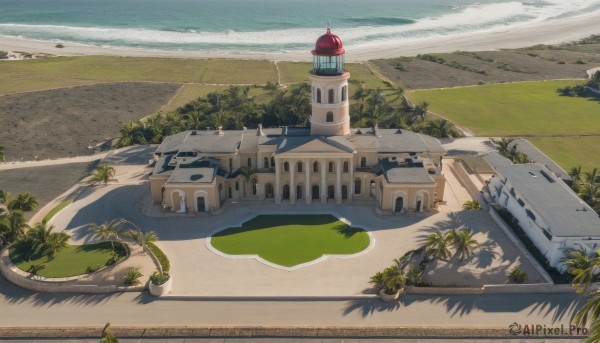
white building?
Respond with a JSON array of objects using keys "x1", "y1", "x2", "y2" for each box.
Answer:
[{"x1": 486, "y1": 153, "x2": 600, "y2": 269}]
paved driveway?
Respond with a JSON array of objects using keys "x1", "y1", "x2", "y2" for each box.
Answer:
[{"x1": 50, "y1": 170, "x2": 544, "y2": 296}]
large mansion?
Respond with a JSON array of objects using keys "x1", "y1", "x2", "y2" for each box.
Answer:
[{"x1": 150, "y1": 28, "x2": 447, "y2": 215}]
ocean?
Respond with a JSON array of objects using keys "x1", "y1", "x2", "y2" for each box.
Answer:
[{"x1": 0, "y1": 0, "x2": 599, "y2": 53}]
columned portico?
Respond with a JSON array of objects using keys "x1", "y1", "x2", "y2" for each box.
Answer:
[
  {"x1": 290, "y1": 159, "x2": 296, "y2": 204},
  {"x1": 320, "y1": 160, "x2": 327, "y2": 204},
  {"x1": 335, "y1": 158, "x2": 342, "y2": 204},
  {"x1": 275, "y1": 157, "x2": 281, "y2": 204},
  {"x1": 305, "y1": 158, "x2": 311, "y2": 204}
]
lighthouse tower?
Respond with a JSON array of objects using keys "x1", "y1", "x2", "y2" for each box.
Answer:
[{"x1": 309, "y1": 24, "x2": 350, "y2": 136}]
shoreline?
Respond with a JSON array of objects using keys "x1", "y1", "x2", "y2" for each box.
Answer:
[{"x1": 1, "y1": 12, "x2": 599, "y2": 62}]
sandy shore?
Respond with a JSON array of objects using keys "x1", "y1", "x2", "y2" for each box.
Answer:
[{"x1": 1, "y1": 12, "x2": 599, "y2": 62}]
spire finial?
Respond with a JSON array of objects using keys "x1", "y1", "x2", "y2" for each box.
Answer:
[{"x1": 327, "y1": 19, "x2": 331, "y2": 33}]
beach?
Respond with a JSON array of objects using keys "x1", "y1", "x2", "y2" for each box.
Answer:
[{"x1": 1, "y1": 11, "x2": 600, "y2": 62}]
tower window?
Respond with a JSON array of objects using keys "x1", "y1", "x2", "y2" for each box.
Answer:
[
  {"x1": 328, "y1": 89, "x2": 334, "y2": 104},
  {"x1": 264, "y1": 157, "x2": 269, "y2": 168},
  {"x1": 360, "y1": 157, "x2": 367, "y2": 168},
  {"x1": 317, "y1": 89, "x2": 322, "y2": 103},
  {"x1": 297, "y1": 161, "x2": 303, "y2": 173},
  {"x1": 313, "y1": 161, "x2": 319, "y2": 173},
  {"x1": 343, "y1": 161, "x2": 349, "y2": 173},
  {"x1": 284, "y1": 162, "x2": 289, "y2": 172},
  {"x1": 247, "y1": 157, "x2": 252, "y2": 168},
  {"x1": 326, "y1": 111, "x2": 333, "y2": 122},
  {"x1": 328, "y1": 161, "x2": 334, "y2": 173},
  {"x1": 341, "y1": 86, "x2": 347, "y2": 102}
]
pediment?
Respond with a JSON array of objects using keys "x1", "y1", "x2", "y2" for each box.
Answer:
[{"x1": 280, "y1": 138, "x2": 350, "y2": 154}]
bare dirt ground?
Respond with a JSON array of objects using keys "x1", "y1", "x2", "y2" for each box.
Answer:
[
  {"x1": 373, "y1": 42, "x2": 600, "y2": 89},
  {"x1": 0, "y1": 82, "x2": 180, "y2": 161}
]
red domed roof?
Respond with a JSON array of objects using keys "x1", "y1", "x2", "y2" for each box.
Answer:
[{"x1": 312, "y1": 28, "x2": 345, "y2": 56}]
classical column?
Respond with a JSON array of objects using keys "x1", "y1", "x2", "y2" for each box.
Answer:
[
  {"x1": 305, "y1": 158, "x2": 311, "y2": 205},
  {"x1": 349, "y1": 158, "x2": 354, "y2": 202},
  {"x1": 275, "y1": 157, "x2": 281, "y2": 204},
  {"x1": 320, "y1": 159, "x2": 327, "y2": 204},
  {"x1": 335, "y1": 158, "x2": 342, "y2": 204},
  {"x1": 290, "y1": 159, "x2": 296, "y2": 204}
]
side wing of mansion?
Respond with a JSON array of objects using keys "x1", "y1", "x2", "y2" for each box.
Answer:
[{"x1": 149, "y1": 126, "x2": 446, "y2": 215}]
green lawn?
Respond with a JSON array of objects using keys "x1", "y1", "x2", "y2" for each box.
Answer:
[
  {"x1": 42, "y1": 199, "x2": 74, "y2": 223},
  {"x1": 405, "y1": 81, "x2": 600, "y2": 136},
  {"x1": 210, "y1": 214, "x2": 370, "y2": 267},
  {"x1": 527, "y1": 137, "x2": 600, "y2": 172},
  {"x1": 9, "y1": 241, "x2": 127, "y2": 278}
]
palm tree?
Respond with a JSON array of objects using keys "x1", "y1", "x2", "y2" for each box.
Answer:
[
  {"x1": 101, "y1": 322, "x2": 120, "y2": 343},
  {"x1": 462, "y1": 200, "x2": 481, "y2": 210},
  {"x1": 366, "y1": 88, "x2": 386, "y2": 125},
  {"x1": 263, "y1": 81, "x2": 280, "y2": 95},
  {"x1": 0, "y1": 145, "x2": 5, "y2": 162},
  {"x1": 413, "y1": 101, "x2": 429, "y2": 119},
  {"x1": 449, "y1": 228, "x2": 479, "y2": 261},
  {"x1": 46, "y1": 231, "x2": 70, "y2": 259},
  {"x1": 491, "y1": 137, "x2": 514, "y2": 156},
  {"x1": 89, "y1": 164, "x2": 116, "y2": 186},
  {"x1": 572, "y1": 290, "x2": 600, "y2": 343},
  {"x1": 584, "y1": 168, "x2": 599, "y2": 185},
  {"x1": 387, "y1": 85, "x2": 405, "y2": 104},
  {"x1": 2, "y1": 210, "x2": 28, "y2": 244},
  {"x1": 422, "y1": 229, "x2": 452, "y2": 262},
  {"x1": 121, "y1": 221, "x2": 158, "y2": 252},
  {"x1": 26, "y1": 221, "x2": 55, "y2": 259},
  {"x1": 423, "y1": 119, "x2": 459, "y2": 138},
  {"x1": 512, "y1": 152, "x2": 529, "y2": 164},
  {"x1": 563, "y1": 248, "x2": 599, "y2": 294},
  {"x1": 569, "y1": 166, "x2": 583, "y2": 183},
  {"x1": 115, "y1": 121, "x2": 146, "y2": 148},
  {"x1": 7, "y1": 192, "x2": 39, "y2": 212},
  {"x1": 238, "y1": 166, "x2": 257, "y2": 197},
  {"x1": 88, "y1": 219, "x2": 124, "y2": 254}
]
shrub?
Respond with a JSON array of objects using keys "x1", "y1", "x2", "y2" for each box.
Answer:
[
  {"x1": 462, "y1": 200, "x2": 481, "y2": 210},
  {"x1": 27, "y1": 264, "x2": 45, "y2": 275},
  {"x1": 150, "y1": 271, "x2": 170, "y2": 286},
  {"x1": 147, "y1": 242, "x2": 170, "y2": 272},
  {"x1": 86, "y1": 264, "x2": 103, "y2": 273},
  {"x1": 508, "y1": 267, "x2": 528, "y2": 284},
  {"x1": 406, "y1": 267, "x2": 426, "y2": 286},
  {"x1": 124, "y1": 268, "x2": 143, "y2": 285},
  {"x1": 370, "y1": 265, "x2": 406, "y2": 295}
]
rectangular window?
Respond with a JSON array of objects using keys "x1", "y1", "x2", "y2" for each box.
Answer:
[
  {"x1": 517, "y1": 199, "x2": 525, "y2": 207},
  {"x1": 247, "y1": 158, "x2": 251, "y2": 168},
  {"x1": 509, "y1": 188, "x2": 516, "y2": 197}
]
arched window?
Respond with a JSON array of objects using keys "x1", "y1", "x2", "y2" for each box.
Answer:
[
  {"x1": 341, "y1": 86, "x2": 347, "y2": 102},
  {"x1": 284, "y1": 162, "x2": 289, "y2": 172},
  {"x1": 360, "y1": 157, "x2": 367, "y2": 168},
  {"x1": 328, "y1": 161, "x2": 334, "y2": 173},
  {"x1": 354, "y1": 178, "x2": 361, "y2": 194},
  {"x1": 235, "y1": 182, "x2": 239, "y2": 191},
  {"x1": 252, "y1": 179, "x2": 257, "y2": 195},
  {"x1": 313, "y1": 161, "x2": 319, "y2": 173},
  {"x1": 343, "y1": 161, "x2": 349, "y2": 173},
  {"x1": 297, "y1": 161, "x2": 303, "y2": 173},
  {"x1": 264, "y1": 157, "x2": 269, "y2": 168},
  {"x1": 328, "y1": 89, "x2": 334, "y2": 104},
  {"x1": 316, "y1": 89, "x2": 322, "y2": 103},
  {"x1": 270, "y1": 157, "x2": 275, "y2": 168},
  {"x1": 247, "y1": 157, "x2": 252, "y2": 168},
  {"x1": 326, "y1": 111, "x2": 333, "y2": 122}
]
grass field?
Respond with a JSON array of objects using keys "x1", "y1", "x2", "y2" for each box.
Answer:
[
  {"x1": 0, "y1": 56, "x2": 387, "y2": 95},
  {"x1": 9, "y1": 241, "x2": 127, "y2": 278},
  {"x1": 210, "y1": 214, "x2": 370, "y2": 267},
  {"x1": 406, "y1": 80, "x2": 600, "y2": 136},
  {"x1": 527, "y1": 137, "x2": 600, "y2": 172}
]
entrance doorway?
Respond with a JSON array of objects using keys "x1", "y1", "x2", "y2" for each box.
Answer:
[
  {"x1": 395, "y1": 197, "x2": 404, "y2": 213},
  {"x1": 197, "y1": 197, "x2": 206, "y2": 212},
  {"x1": 282, "y1": 185, "x2": 290, "y2": 200},
  {"x1": 327, "y1": 185, "x2": 335, "y2": 199},
  {"x1": 312, "y1": 185, "x2": 320, "y2": 199}
]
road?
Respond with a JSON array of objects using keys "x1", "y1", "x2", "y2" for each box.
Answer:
[{"x1": 0, "y1": 272, "x2": 585, "y2": 328}]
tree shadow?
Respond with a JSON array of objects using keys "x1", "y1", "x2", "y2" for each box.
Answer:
[{"x1": 342, "y1": 293, "x2": 585, "y2": 322}]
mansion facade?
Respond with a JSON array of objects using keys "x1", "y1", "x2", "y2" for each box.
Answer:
[{"x1": 149, "y1": 27, "x2": 447, "y2": 215}]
